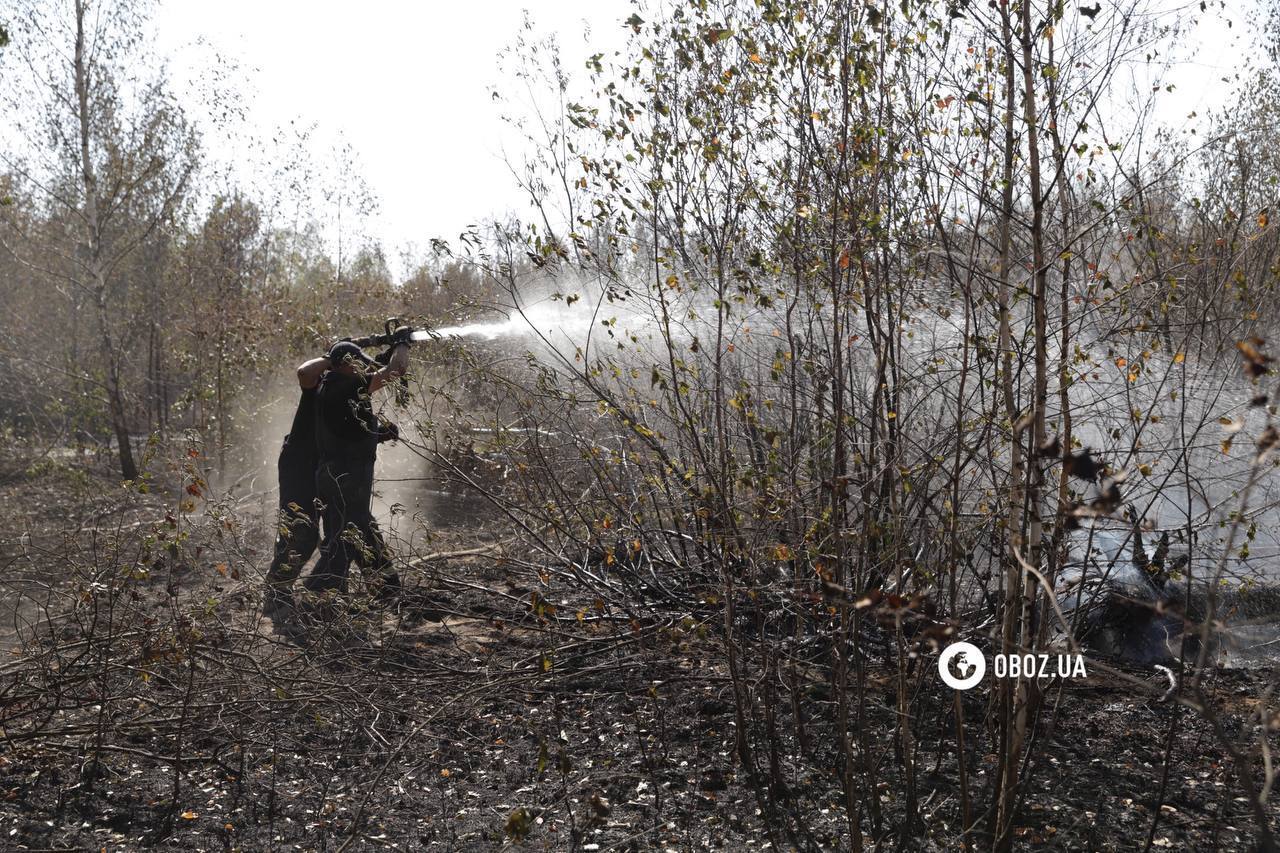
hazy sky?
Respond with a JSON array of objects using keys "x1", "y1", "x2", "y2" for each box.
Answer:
[
  {"x1": 149, "y1": 1, "x2": 1248, "y2": 277},
  {"x1": 153, "y1": 1, "x2": 632, "y2": 271}
]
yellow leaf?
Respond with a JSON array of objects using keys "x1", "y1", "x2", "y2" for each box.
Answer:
[
  {"x1": 749, "y1": 53, "x2": 762, "y2": 63},
  {"x1": 1173, "y1": 352, "x2": 1185, "y2": 364},
  {"x1": 180, "y1": 811, "x2": 198, "y2": 820}
]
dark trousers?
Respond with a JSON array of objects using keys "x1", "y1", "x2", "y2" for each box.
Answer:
[
  {"x1": 304, "y1": 458, "x2": 396, "y2": 594},
  {"x1": 265, "y1": 443, "x2": 320, "y2": 590}
]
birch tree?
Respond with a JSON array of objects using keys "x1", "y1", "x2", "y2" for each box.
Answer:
[{"x1": 0, "y1": 0, "x2": 197, "y2": 479}]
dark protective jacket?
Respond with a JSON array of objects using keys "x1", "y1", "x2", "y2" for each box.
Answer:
[
  {"x1": 314, "y1": 371, "x2": 394, "y2": 464},
  {"x1": 280, "y1": 386, "x2": 319, "y2": 462}
]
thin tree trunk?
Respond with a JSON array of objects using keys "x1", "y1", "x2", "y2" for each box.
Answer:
[
  {"x1": 75, "y1": 0, "x2": 137, "y2": 481},
  {"x1": 993, "y1": 2, "x2": 1027, "y2": 845}
]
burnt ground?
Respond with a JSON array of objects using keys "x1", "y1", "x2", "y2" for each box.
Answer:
[{"x1": 0, "y1": 446, "x2": 1278, "y2": 851}]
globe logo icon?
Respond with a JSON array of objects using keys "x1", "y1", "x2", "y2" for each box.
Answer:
[{"x1": 938, "y1": 641, "x2": 986, "y2": 690}]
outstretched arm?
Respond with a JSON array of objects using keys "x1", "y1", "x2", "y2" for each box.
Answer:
[
  {"x1": 296, "y1": 357, "x2": 331, "y2": 390},
  {"x1": 369, "y1": 344, "x2": 410, "y2": 394}
]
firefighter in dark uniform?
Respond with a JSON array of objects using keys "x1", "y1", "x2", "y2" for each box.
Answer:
[
  {"x1": 262, "y1": 352, "x2": 332, "y2": 615},
  {"x1": 303, "y1": 333, "x2": 411, "y2": 596}
]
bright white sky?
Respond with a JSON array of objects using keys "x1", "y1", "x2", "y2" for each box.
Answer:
[
  {"x1": 148, "y1": 0, "x2": 1249, "y2": 279},
  {"x1": 152, "y1": 1, "x2": 632, "y2": 274}
]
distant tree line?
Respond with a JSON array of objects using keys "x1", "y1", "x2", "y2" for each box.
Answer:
[{"x1": 0, "y1": 0, "x2": 513, "y2": 479}]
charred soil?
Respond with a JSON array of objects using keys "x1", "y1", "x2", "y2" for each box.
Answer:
[{"x1": 0, "y1": 448, "x2": 1276, "y2": 851}]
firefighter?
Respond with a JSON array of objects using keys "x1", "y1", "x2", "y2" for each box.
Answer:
[
  {"x1": 262, "y1": 352, "x2": 332, "y2": 616},
  {"x1": 303, "y1": 332, "x2": 412, "y2": 597}
]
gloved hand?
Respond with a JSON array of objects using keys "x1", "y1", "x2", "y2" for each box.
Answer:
[
  {"x1": 376, "y1": 421, "x2": 400, "y2": 444},
  {"x1": 374, "y1": 347, "x2": 393, "y2": 366}
]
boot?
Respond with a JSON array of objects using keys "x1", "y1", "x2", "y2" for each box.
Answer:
[
  {"x1": 373, "y1": 573, "x2": 403, "y2": 606},
  {"x1": 263, "y1": 585, "x2": 295, "y2": 616}
]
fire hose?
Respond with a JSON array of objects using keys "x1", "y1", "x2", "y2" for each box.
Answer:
[{"x1": 342, "y1": 317, "x2": 436, "y2": 406}]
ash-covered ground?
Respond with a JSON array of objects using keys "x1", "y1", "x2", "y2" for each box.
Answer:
[{"x1": 1, "y1": 445, "x2": 1277, "y2": 851}]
